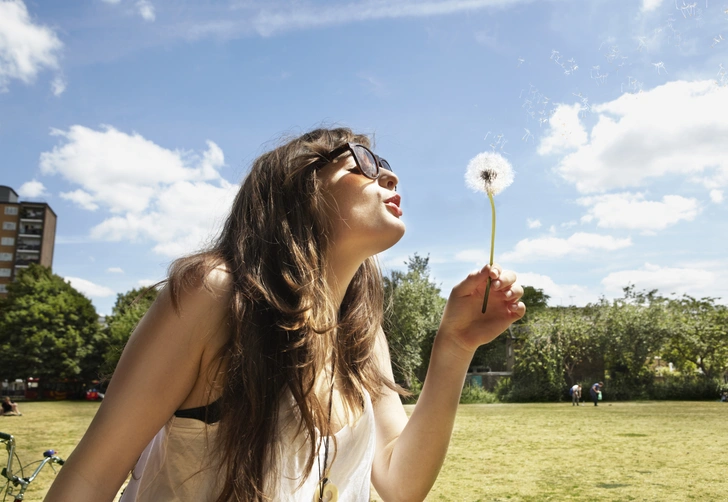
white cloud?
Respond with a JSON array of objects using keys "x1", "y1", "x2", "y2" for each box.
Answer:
[
  {"x1": 40, "y1": 125, "x2": 224, "y2": 213},
  {"x1": 101, "y1": 0, "x2": 155, "y2": 22},
  {"x1": 640, "y1": 0, "x2": 664, "y2": 12},
  {"x1": 526, "y1": 218, "x2": 541, "y2": 229},
  {"x1": 17, "y1": 180, "x2": 47, "y2": 198},
  {"x1": 60, "y1": 189, "x2": 99, "y2": 211},
  {"x1": 517, "y1": 272, "x2": 595, "y2": 307},
  {"x1": 50, "y1": 75, "x2": 66, "y2": 96},
  {"x1": 0, "y1": 0, "x2": 63, "y2": 91},
  {"x1": 137, "y1": 279, "x2": 158, "y2": 287},
  {"x1": 537, "y1": 103, "x2": 588, "y2": 155},
  {"x1": 577, "y1": 192, "x2": 700, "y2": 232},
  {"x1": 602, "y1": 263, "x2": 721, "y2": 299},
  {"x1": 107, "y1": 267, "x2": 124, "y2": 274},
  {"x1": 550, "y1": 80, "x2": 728, "y2": 194},
  {"x1": 136, "y1": 0, "x2": 155, "y2": 22},
  {"x1": 65, "y1": 277, "x2": 115, "y2": 298},
  {"x1": 709, "y1": 189, "x2": 723, "y2": 203},
  {"x1": 190, "y1": 0, "x2": 532, "y2": 38},
  {"x1": 501, "y1": 232, "x2": 632, "y2": 262},
  {"x1": 40, "y1": 125, "x2": 237, "y2": 257},
  {"x1": 89, "y1": 179, "x2": 235, "y2": 257}
]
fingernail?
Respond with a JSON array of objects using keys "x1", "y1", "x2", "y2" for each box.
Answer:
[
  {"x1": 505, "y1": 290, "x2": 513, "y2": 298},
  {"x1": 492, "y1": 280, "x2": 502, "y2": 289}
]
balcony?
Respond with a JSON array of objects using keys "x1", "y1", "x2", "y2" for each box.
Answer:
[
  {"x1": 15, "y1": 258, "x2": 40, "y2": 267},
  {"x1": 20, "y1": 209, "x2": 44, "y2": 220},
  {"x1": 18, "y1": 229, "x2": 42, "y2": 237},
  {"x1": 17, "y1": 244, "x2": 40, "y2": 252}
]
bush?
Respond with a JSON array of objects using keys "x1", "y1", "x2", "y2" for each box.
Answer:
[
  {"x1": 400, "y1": 380, "x2": 500, "y2": 404},
  {"x1": 497, "y1": 377, "x2": 562, "y2": 403},
  {"x1": 649, "y1": 375, "x2": 723, "y2": 400},
  {"x1": 459, "y1": 384, "x2": 499, "y2": 404},
  {"x1": 602, "y1": 379, "x2": 644, "y2": 401},
  {"x1": 494, "y1": 376, "x2": 512, "y2": 401}
]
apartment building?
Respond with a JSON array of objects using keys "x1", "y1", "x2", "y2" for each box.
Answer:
[{"x1": 0, "y1": 186, "x2": 57, "y2": 297}]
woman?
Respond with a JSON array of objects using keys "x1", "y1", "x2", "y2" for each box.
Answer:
[
  {"x1": 1, "y1": 396, "x2": 22, "y2": 416},
  {"x1": 45, "y1": 127, "x2": 525, "y2": 501}
]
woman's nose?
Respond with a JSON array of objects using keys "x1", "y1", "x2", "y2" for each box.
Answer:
[{"x1": 379, "y1": 169, "x2": 399, "y2": 191}]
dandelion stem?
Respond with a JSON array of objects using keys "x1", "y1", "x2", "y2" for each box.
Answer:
[{"x1": 481, "y1": 193, "x2": 496, "y2": 314}]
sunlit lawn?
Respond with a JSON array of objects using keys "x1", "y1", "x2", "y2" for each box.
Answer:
[
  {"x1": 386, "y1": 401, "x2": 728, "y2": 501},
  {"x1": 0, "y1": 401, "x2": 101, "y2": 501},
  {"x1": 2, "y1": 400, "x2": 726, "y2": 501}
]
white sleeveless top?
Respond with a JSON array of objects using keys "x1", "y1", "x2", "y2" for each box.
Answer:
[{"x1": 120, "y1": 389, "x2": 376, "y2": 501}]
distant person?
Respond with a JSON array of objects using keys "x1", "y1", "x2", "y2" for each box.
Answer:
[
  {"x1": 570, "y1": 384, "x2": 582, "y2": 406},
  {"x1": 1, "y1": 396, "x2": 22, "y2": 416},
  {"x1": 590, "y1": 382, "x2": 603, "y2": 406},
  {"x1": 721, "y1": 391, "x2": 727, "y2": 402}
]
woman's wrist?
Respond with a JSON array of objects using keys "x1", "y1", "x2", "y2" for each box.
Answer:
[{"x1": 432, "y1": 330, "x2": 477, "y2": 366}]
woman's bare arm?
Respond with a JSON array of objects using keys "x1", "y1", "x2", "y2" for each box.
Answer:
[
  {"x1": 44, "y1": 270, "x2": 231, "y2": 502},
  {"x1": 371, "y1": 265, "x2": 524, "y2": 502}
]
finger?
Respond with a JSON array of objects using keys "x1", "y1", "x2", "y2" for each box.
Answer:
[
  {"x1": 508, "y1": 301, "x2": 526, "y2": 318},
  {"x1": 491, "y1": 269, "x2": 516, "y2": 291},
  {"x1": 503, "y1": 284, "x2": 524, "y2": 301},
  {"x1": 487, "y1": 263, "x2": 502, "y2": 280}
]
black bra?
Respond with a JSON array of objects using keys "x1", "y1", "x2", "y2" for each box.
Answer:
[{"x1": 174, "y1": 399, "x2": 221, "y2": 424}]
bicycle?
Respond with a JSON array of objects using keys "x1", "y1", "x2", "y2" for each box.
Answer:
[{"x1": 1, "y1": 431, "x2": 65, "y2": 501}]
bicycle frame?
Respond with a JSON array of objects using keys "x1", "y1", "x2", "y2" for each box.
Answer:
[{"x1": 1, "y1": 432, "x2": 65, "y2": 501}]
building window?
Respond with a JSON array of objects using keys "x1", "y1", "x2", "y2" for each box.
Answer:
[
  {"x1": 4, "y1": 206, "x2": 18, "y2": 215},
  {"x1": 2, "y1": 222, "x2": 16, "y2": 231},
  {"x1": 1, "y1": 237, "x2": 14, "y2": 246},
  {"x1": 0, "y1": 284, "x2": 7, "y2": 293},
  {"x1": 0, "y1": 253, "x2": 12, "y2": 262},
  {"x1": 0, "y1": 268, "x2": 10, "y2": 277}
]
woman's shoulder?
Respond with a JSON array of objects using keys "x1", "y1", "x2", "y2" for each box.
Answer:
[
  {"x1": 203, "y1": 261, "x2": 234, "y2": 298},
  {"x1": 166, "y1": 255, "x2": 235, "y2": 310}
]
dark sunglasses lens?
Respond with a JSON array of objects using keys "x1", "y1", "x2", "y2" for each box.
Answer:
[
  {"x1": 354, "y1": 146, "x2": 378, "y2": 178},
  {"x1": 379, "y1": 158, "x2": 392, "y2": 172}
]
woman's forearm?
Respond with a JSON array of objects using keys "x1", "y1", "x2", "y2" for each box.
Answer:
[{"x1": 383, "y1": 331, "x2": 475, "y2": 502}]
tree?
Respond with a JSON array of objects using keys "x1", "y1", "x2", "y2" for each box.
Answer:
[
  {"x1": 383, "y1": 254, "x2": 446, "y2": 388},
  {"x1": 518, "y1": 285, "x2": 550, "y2": 323},
  {"x1": 552, "y1": 306, "x2": 604, "y2": 386},
  {"x1": 101, "y1": 286, "x2": 159, "y2": 378},
  {"x1": 504, "y1": 309, "x2": 564, "y2": 401},
  {"x1": 471, "y1": 285, "x2": 551, "y2": 373},
  {"x1": 603, "y1": 287, "x2": 669, "y2": 399},
  {"x1": 662, "y1": 295, "x2": 728, "y2": 380},
  {"x1": 0, "y1": 264, "x2": 103, "y2": 381}
]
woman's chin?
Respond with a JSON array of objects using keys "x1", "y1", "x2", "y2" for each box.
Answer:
[{"x1": 380, "y1": 223, "x2": 406, "y2": 252}]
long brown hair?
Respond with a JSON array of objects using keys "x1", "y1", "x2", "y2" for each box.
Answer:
[{"x1": 166, "y1": 128, "x2": 396, "y2": 500}]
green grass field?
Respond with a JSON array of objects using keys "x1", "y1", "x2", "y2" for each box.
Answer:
[{"x1": 2, "y1": 400, "x2": 726, "y2": 501}]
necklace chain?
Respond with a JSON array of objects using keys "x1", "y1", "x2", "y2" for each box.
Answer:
[{"x1": 316, "y1": 356, "x2": 336, "y2": 501}]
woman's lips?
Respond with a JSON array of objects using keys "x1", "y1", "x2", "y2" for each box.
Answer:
[{"x1": 385, "y1": 202, "x2": 403, "y2": 217}]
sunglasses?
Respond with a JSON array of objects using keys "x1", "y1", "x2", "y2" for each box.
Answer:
[{"x1": 310, "y1": 142, "x2": 393, "y2": 181}]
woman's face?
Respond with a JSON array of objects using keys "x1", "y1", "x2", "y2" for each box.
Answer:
[{"x1": 318, "y1": 150, "x2": 405, "y2": 260}]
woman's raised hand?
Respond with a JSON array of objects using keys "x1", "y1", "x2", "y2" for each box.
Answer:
[{"x1": 437, "y1": 264, "x2": 525, "y2": 356}]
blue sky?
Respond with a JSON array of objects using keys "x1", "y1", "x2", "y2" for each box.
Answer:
[{"x1": 1, "y1": 0, "x2": 727, "y2": 315}]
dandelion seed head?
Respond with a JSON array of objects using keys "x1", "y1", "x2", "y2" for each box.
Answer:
[{"x1": 465, "y1": 152, "x2": 514, "y2": 195}]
